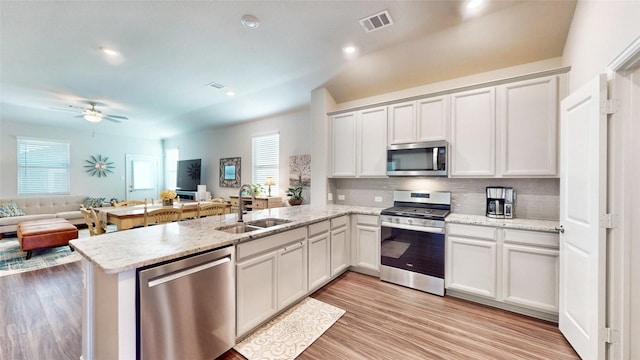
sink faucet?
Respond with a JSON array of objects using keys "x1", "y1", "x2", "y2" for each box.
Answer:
[{"x1": 237, "y1": 184, "x2": 255, "y2": 222}]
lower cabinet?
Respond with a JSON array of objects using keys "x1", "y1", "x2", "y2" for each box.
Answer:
[
  {"x1": 330, "y1": 216, "x2": 350, "y2": 276},
  {"x1": 236, "y1": 227, "x2": 308, "y2": 337},
  {"x1": 308, "y1": 221, "x2": 331, "y2": 291},
  {"x1": 446, "y1": 223, "x2": 559, "y2": 320},
  {"x1": 352, "y1": 214, "x2": 380, "y2": 275}
]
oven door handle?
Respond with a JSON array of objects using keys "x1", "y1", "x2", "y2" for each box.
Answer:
[{"x1": 381, "y1": 221, "x2": 445, "y2": 234}]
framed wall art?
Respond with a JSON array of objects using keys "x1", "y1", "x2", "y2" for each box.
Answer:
[{"x1": 219, "y1": 157, "x2": 241, "y2": 187}]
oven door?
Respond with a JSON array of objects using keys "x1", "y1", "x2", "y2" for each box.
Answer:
[{"x1": 380, "y1": 222, "x2": 444, "y2": 279}]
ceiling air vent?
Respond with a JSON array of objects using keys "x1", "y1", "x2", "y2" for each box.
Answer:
[
  {"x1": 205, "y1": 82, "x2": 225, "y2": 89},
  {"x1": 359, "y1": 10, "x2": 394, "y2": 33}
]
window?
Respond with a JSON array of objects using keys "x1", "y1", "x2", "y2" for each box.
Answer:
[
  {"x1": 17, "y1": 137, "x2": 70, "y2": 195},
  {"x1": 165, "y1": 148, "x2": 179, "y2": 190},
  {"x1": 252, "y1": 133, "x2": 279, "y2": 194}
]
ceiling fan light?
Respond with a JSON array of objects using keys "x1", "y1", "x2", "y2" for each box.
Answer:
[{"x1": 84, "y1": 113, "x2": 102, "y2": 123}]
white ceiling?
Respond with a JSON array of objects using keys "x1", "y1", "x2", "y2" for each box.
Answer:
[{"x1": 0, "y1": 1, "x2": 576, "y2": 140}]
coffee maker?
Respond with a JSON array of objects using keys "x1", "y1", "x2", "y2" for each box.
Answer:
[{"x1": 486, "y1": 186, "x2": 515, "y2": 219}]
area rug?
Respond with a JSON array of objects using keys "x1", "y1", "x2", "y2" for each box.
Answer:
[
  {"x1": 0, "y1": 226, "x2": 99, "y2": 276},
  {"x1": 234, "y1": 297, "x2": 345, "y2": 360}
]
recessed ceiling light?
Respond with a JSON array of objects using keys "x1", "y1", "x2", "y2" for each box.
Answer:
[
  {"x1": 241, "y1": 14, "x2": 260, "y2": 29},
  {"x1": 99, "y1": 46, "x2": 119, "y2": 56},
  {"x1": 225, "y1": 90, "x2": 235, "y2": 96},
  {"x1": 466, "y1": 0, "x2": 483, "y2": 9},
  {"x1": 343, "y1": 46, "x2": 357, "y2": 54}
]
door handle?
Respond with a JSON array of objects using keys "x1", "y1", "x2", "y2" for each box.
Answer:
[{"x1": 555, "y1": 225, "x2": 565, "y2": 234}]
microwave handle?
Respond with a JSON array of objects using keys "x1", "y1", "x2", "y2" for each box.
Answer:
[{"x1": 433, "y1": 148, "x2": 438, "y2": 170}]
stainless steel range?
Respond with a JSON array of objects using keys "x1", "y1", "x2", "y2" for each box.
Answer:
[{"x1": 379, "y1": 190, "x2": 450, "y2": 296}]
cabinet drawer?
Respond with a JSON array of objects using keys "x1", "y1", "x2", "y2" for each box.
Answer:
[
  {"x1": 237, "y1": 227, "x2": 307, "y2": 261},
  {"x1": 356, "y1": 214, "x2": 379, "y2": 226},
  {"x1": 308, "y1": 221, "x2": 330, "y2": 237},
  {"x1": 331, "y1": 216, "x2": 348, "y2": 229},
  {"x1": 252, "y1": 199, "x2": 268, "y2": 209},
  {"x1": 447, "y1": 223, "x2": 496, "y2": 240},
  {"x1": 503, "y1": 229, "x2": 558, "y2": 249}
]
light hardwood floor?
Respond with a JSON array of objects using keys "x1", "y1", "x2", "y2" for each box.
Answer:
[{"x1": 1, "y1": 264, "x2": 578, "y2": 359}]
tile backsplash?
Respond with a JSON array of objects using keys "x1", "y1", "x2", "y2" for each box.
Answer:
[{"x1": 330, "y1": 177, "x2": 559, "y2": 221}]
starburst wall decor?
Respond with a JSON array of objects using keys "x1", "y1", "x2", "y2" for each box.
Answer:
[{"x1": 85, "y1": 154, "x2": 114, "y2": 177}]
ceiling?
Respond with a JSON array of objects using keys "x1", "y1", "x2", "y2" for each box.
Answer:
[{"x1": 0, "y1": 1, "x2": 576, "y2": 140}]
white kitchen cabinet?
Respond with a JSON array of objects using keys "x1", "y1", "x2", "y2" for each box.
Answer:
[
  {"x1": 358, "y1": 107, "x2": 388, "y2": 176},
  {"x1": 330, "y1": 216, "x2": 350, "y2": 276},
  {"x1": 330, "y1": 112, "x2": 357, "y2": 176},
  {"x1": 450, "y1": 87, "x2": 496, "y2": 176},
  {"x1": 502, "y1": 229, "x2": 559, "y2": 313},
  {"x1": 446, "y1": 223, "x2": 560, "y2": 321},
  {"x1": 236, "y1": 251, "x2": 277, "y2": 336},
  {"x1": 330, "y1": 107, "x2": 387, "y2": 177},
  {"x1": 498, "y1": 75, "x2": 559, "y2": 176},
  {"x1": 388, "y1": 96, "x2": 448, "y2": 145},
  {"x1": 308, "y1": 221, "x2": 331, "y2": 291},
  {"x1": 352, "y1": 214, "x2": 380, "y2": 275},
  {"x1": 277, "y1": 240, "x2": 308, "y2": 309},
  {"x1": 236, "y1": 227, "x2": 308, "y2": 337},
  {"x1": 446, "y1": 223, "x2": 498, "y2": 298}
]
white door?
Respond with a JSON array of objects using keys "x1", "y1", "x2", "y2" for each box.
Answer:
[
  {"x1": 125, "y1": 154, "x2": 158, "y2": 202},
  {"x1": 559, "y1": 74, "x2": 607, "y2": 360}
]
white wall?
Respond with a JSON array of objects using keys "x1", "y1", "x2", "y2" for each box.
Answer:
[
  {"x1": 162, "y1": 107, "x2": 312, "y2": 204},
  {"x1": 0, "y1": 119, "x2": 163, "y2": 200},
  {"x1": 562, "y1": 0, "x2": 640, "y2": 91}
]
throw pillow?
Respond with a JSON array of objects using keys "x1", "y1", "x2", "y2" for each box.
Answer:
[
  {"x1": 83, "y1": 197, "x2": 106, "y2": 209},
  {"x1": 0, "y1": 200, "x2": 26, "y2": 217}
]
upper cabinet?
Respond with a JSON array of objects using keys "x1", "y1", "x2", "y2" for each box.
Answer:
[
  {"x1": 330, "y1": 106, "x2": 387, "y2": 177},
  {"x1": 450, "y1": 87, "x2": 496, "y2": 177},
  {"x1": 388, "y1": 95, "x2": 449, "y2": 145},
  {"x1": 450, "y1": 73, "x2": 565, "y2": 178},
  {"x1": 498, "y1": 76, "x2": 558, "y2": 176}
]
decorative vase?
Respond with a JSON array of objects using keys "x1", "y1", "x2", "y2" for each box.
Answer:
[
  {"x1": 288, "y1": 199, "x2": 303, "y2": 206},
  {"x1": 162, "y1": 198, "x2": 174, "y2": 207}
]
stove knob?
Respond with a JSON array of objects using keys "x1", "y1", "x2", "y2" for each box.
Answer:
[
  {"x1": 394, "y1": 218, "x2": 399, "y2": 223},
  {"x1": 407, "y1": 219, "x2": 412, "y2": 225}
]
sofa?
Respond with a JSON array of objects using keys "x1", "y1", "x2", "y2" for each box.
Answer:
[{"x1": 0, "y1": 195, "x2": 87, "y2": 238}]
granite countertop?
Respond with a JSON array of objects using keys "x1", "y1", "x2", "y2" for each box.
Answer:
[
  {"x1": 70, "y1": 204, "x2": 383, "y2": 275},
  {"x1": 446, "y1": 213, "x2": 560, "y2": 233}
]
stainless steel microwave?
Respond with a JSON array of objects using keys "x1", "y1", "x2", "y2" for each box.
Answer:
[{"x1": 386, "y1": 140, "x2": 447, "y2": 176}]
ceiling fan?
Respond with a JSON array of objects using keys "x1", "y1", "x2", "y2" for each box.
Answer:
[{"x1": 52, "y1": 102, "x2": 128, "y2": 123}]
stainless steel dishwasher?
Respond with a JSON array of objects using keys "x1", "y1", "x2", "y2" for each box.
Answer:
[{"x1": 137, "y1": 245, "x2": 235, "y2": 360}]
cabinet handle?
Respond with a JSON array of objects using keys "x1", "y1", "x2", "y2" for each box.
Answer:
[{"x1": 555, "y1": 225, "x2": 565, "y2": 234}]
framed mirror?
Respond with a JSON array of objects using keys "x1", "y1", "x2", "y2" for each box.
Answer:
[{"x1": 219, "y1": 157, "x2": 241, "y2": 187}]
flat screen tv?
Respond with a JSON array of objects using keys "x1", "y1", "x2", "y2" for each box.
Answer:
[{"x1": 176, "y1": 159, "x2": 201, "y2": 191}]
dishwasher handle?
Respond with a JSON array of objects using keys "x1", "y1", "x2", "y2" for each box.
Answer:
[{"x1": 147, "y1": 255, "x2": 231, "y2": 288}]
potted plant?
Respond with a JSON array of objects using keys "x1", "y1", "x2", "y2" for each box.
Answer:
[
  {"x1": 286, "y1": 185, "x2": 303, "y2": 206},
  {"x1": 159, "y1": 189, "x2": 177, "y2": 206}
]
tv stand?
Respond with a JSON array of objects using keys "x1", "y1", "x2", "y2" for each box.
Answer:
[{"x1": 175, "y1": 190, "x2": 197, "y2": 200}]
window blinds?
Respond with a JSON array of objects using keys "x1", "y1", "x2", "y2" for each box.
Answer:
[
  {"x1": 17, "y1": 137, "x2": 70, "y2": 195},
  {"x1": 252, "y1": 133, "x2": 279, "y2": 194}
]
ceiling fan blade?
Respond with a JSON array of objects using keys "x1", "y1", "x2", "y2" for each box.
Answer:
[
  {"x1": 49, "y1": 106, "x2": 83, "y2": 113},
  {"x1": 104, "y1": 114, "x2": 128, "y2": 120},
  {"x1": 104, "y1": 117, "x2": 124, "y2": 123}
]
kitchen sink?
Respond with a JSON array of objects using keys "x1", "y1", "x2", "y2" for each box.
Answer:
[
  {"x1": 217, "y1": 223, "x2": 263, "y2": 234},
  {"x1": 246, "y1": 218, "x2": 291, "y2": 228}
]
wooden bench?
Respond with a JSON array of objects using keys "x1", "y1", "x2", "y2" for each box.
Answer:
[{"x1": 17, "y1": 219, "x2": 79, "y2": 260}]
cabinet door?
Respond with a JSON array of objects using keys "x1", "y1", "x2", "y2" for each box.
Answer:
[
  {"x1": 450, "y1": 87, "x2": 496, "y2": 176},
  {"x1": 330, "y1": 217, "x2": 350, "y2": 276},
  {"x1": 502, "y1": 244, "x2": 559, "y2": 313},
  {"x1": 388, "y1": 101, "x2": 416, "y2": 145},
  {"x1": 236, "y1": 251, "x2": 277, "y2": 336},
  {"x1": 417, "y1": 95, "x2": 449, "y2": 142},
  {"x1": 358, "y1": 107, "x2": 388, "y2": 176},
  {"x1": 277, "y1": 240, "x2": 308, "y2": 309},
  {"x1": 308, "y1": 224, "x2": 331, "y2": 291},
  {"x1": 331, "y1": 112, "x2": 357, "y2": 176},
  {"x1": 354, "y1": 216, "x2": 380, "y2": 272},
  {"x1": 446, "y1": 236, "x2": 497, "y2": 299},
  {"x1": 499, "y1": 76, "x2": 558, "y2": 176}
]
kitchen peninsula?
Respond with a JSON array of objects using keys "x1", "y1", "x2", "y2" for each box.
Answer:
[{"x1": 70, "y1": 204, "x2": 380, "y2": 359}]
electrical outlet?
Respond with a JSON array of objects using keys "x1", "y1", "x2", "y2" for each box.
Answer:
[
  {"x1": 327, "y1": 193, "x2": 333, "y2": 201},
  {"x1": 338, "y1": 195, "x2": 345, "y2": 201},
  {"x1": 374, "y1": 196, "x2": 383, "y2": 202}
]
